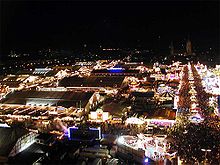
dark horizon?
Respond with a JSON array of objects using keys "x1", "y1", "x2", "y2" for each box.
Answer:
[{"x1": 1, "y1": 1, "x2": 219, "y2": 56}]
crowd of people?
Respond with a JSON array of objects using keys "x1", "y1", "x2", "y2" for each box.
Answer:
[
  {"x1": 168, "y1": 64, "x2": 220, "y2": 164},
  {"x1": 168, "y1": 120, "x2": 220, "y2": 164},
  {"x1": 191, "y1": 64, "x2": 212, "y2": 117}
]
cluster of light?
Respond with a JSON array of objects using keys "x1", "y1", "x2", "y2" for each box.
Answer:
[
  {"x1": 33, "y1": 68, "x2": 52, "y2": 74},
  {"x1": 117, "y1": 136, "x2": 124, "y2": 144},
  {"x1": 125, "y1": 117, "x2": 145, "y2": 125},
  {"x1": 157, "y1": 85, "x2": 173, "y2": 95},
  {"x1": 146, "y1": 119, "x2": 175, "y2": 123},
  {"x1": 0, "y1": 123, "x2": 10, "y2": 128},
  {"x1": 196, "y1": 63, "x2": 220, "y2": 95},
  {"x1": 89, "y1": 110, "x2": 109, "y2": 122},
  {"x1": 117, "y1": 134, "x2": 175, "y2": 162}
]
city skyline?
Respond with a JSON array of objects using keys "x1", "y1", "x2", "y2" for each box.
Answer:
[{"x1": 0, "y1": 1, "x2": 220, "y2": 164}]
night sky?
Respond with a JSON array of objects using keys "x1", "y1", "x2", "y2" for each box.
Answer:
[{"x1": 0, "y1": 1, "x2": 219, "y2": 55}]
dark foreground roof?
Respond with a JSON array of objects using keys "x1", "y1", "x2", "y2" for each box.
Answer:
[
  {"x1": 8, "y1": 143, "x2": 44, "y2": 164},
  {"x1": 0, "y1": 127, "x2": 28, "y2": 157},
  {"x1": 151, "y1": 108, "x2": 176, "y2": 120}
]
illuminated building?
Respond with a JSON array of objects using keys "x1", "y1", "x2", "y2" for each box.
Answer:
[
  {"x1": 89, "y1": 108, "x2": 109, "y2": 122},
  {"x1": 0, "y1": 75, "x2": 29, "y2": 90},
  {"x1": 117, "y1": 134, "x2": 176, "y2": 164}
]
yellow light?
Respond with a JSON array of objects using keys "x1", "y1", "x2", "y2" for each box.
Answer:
[{"x1": 90, "y1": 111, "x2": 97, "y2": 120}]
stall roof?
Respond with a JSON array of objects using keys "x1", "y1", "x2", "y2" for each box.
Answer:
[{"x1": 59, "y1": 76, "x2": 125, "y2": 88}]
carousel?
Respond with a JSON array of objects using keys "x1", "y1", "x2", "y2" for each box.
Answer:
[{"x1": 117, "y1": 133, "x2": 176, "y2": 163}]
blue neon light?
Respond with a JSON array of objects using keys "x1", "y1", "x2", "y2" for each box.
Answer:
[
  {"x1": 107, "y1": 68, "x2": 125, "y2": 73},
  {"x1": 107, "y1": 67, "x2": 124, "y2": 70}
]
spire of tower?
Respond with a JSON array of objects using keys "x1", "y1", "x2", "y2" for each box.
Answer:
[
  {"x1": 170, "y1": 41, "x2": 174, "y2": 56},
  {"x1": 186, "y1": 36, "x2": 192, "y2": 55}
]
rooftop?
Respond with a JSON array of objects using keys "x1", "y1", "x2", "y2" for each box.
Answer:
[
  {"x1": 0, "y1": 127, "x2": 29, "y2": 157},
  {"x1": 1, "y1": 90, "x2": 94, "y2": 108},
  {"x1": 7, "y1": 143, "x2": 44, "y2": 164},
  {"x1": 59, "y1": 76, "x2": 125, "y2": 88}
]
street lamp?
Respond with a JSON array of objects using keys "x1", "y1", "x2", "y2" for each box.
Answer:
[{"x1": 201, "y1": 149, "x2": 211, "y2": 165}]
